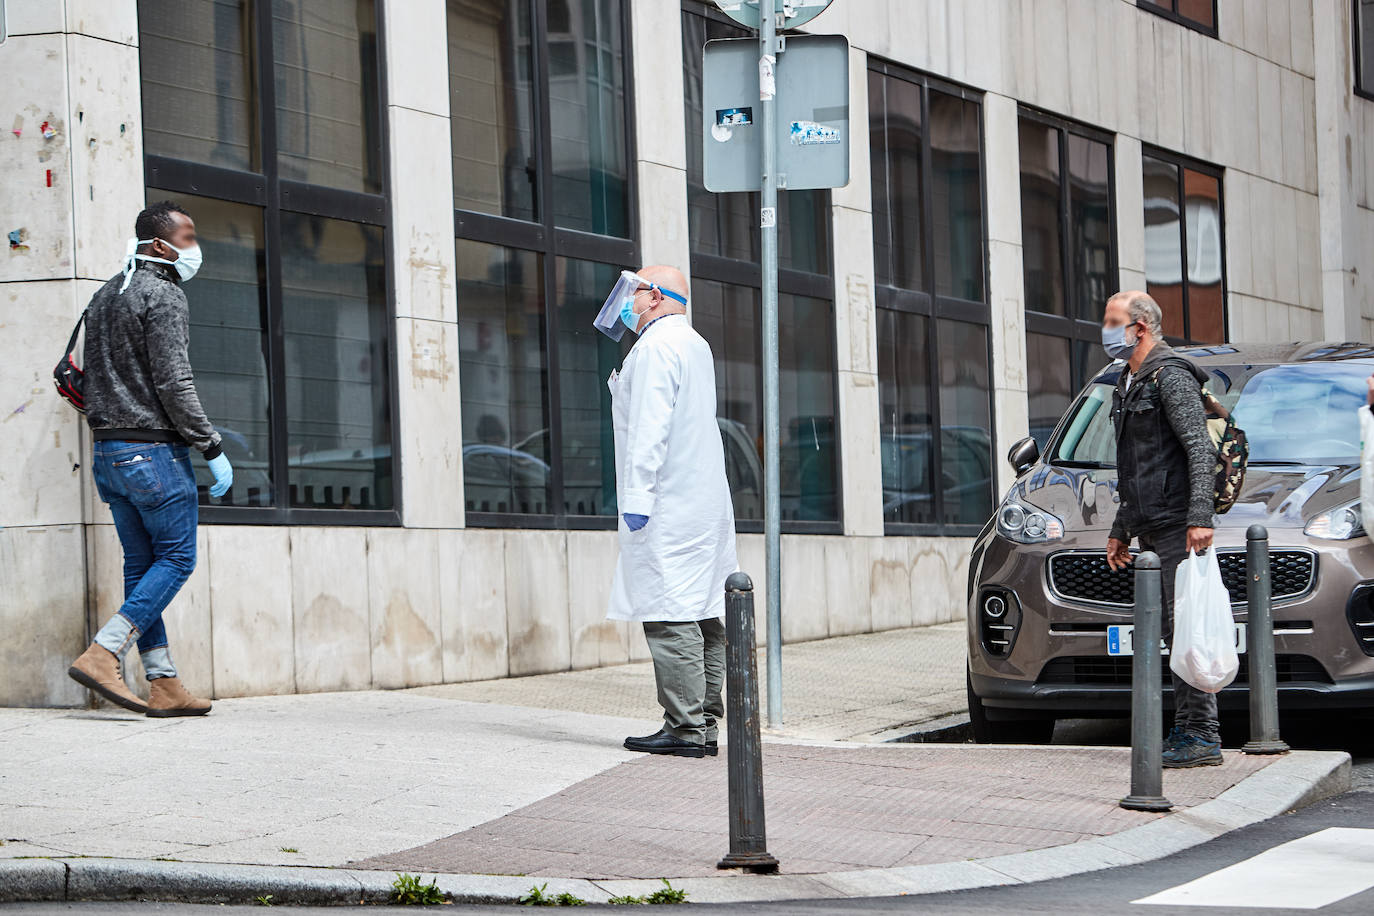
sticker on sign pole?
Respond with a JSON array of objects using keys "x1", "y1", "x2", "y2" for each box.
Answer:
[
  {"x1": 759, "y1": 55, "x2": 776, "y2": 100},
  {"x1": 760, "y1": 207, "x2": 776, "y2": 228}
]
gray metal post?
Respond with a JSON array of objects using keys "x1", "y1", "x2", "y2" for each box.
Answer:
[
  {"x1": 719, "y1": 573, "x2": 780, "y2": 873},
  {"x1": 1243, "y1": 525, "x2": 1290, "y2": 754},
  {"x1": 1120, "y1": 552, "x2": 1173, "y2": 812},
  {"x1": 759, "y1": 3, "x2": 783, "y2": 728}
]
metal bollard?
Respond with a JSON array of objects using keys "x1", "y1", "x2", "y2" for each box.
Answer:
[
  {"x1": 717, "y1": 573, "x2": 780, "y2": 873},
  {"x1": 1120, "y1": 552, "x2": 1173, "y2": 812},
  {"x1": 1243, "y1": 525, "x2": 1290, "y2": 755}
]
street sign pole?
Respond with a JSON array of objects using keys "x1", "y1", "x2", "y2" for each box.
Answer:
[{"x1": 759, "y1": 7, "x2": 783, "y2": 730}]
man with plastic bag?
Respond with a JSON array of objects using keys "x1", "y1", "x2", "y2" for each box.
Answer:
[
  {"x1": 1102, "y1": 291, "x2": 1222, "y2": 767},
  {"x1": 593, "y1": 265, "x2": 738, "y2": 759}
]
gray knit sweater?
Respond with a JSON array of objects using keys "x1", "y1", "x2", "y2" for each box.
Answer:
[{"x1": 83, "y1": 261, "x2": 222, "y2": 458}]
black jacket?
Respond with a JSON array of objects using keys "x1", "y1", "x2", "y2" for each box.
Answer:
[
  {"x1": 1109, "y1": 345, "x2": 1214, "y2": 540},
  {"x1": 83, "y1": 261, "x2": 222, "y2": 458}
]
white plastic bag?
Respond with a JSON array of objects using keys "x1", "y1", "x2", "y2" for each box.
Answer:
[
  {"x1": 1169, "y1": 547, "x2": 1239, "y2": 694},
  {"x1": 1359, "y1": 405, "x2": 1374, "y2": 525}
]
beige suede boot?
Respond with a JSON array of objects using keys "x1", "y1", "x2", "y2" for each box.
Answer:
[
  {"x1": 147, "y1": 677, "x2": 212, "y2": 717},
  {"x1": 68, "y1": 643, "x2": 148, "y2": 713}
]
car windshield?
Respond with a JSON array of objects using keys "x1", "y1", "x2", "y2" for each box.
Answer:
[{"x1": 1052, "y1": 361, "x2": 1372, "y2": 467}]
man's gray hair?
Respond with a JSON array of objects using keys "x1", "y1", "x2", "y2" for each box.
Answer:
[{"x1": 1109, "y1": 291, "x2": 1163, "y2": 338}]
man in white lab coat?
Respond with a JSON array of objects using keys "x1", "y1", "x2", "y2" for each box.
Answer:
[{"x1": 600, "y1": 265, "x2": 738, "y2": 759}]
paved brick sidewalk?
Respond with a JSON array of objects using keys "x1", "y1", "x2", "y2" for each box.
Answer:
[
  {"x1": 412, "y1": 623, "x2": 968, "y2": 741},
  {"x1": 353, "y1": 743, "x2": 1275, "y2": 880}
]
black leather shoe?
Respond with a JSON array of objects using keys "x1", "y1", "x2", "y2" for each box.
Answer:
[
  {"x1": 624, "y1": 731, "x2": 706, "y2": 758},
  {"x1": 706, "y1": 740, "x2": 719, "y2": 756}
]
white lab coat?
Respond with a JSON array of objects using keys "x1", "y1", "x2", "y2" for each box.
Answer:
[{"x1": 606, "y1": 314, "x2": 738, "y2": 623}]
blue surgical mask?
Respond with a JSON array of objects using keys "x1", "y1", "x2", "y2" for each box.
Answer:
[
  {"x1": 620, "y1": 296, "x2": 642, "y2": 332},
  {"x1": 1102, "y1": 322, "x2": 1138, "y2": 360}
]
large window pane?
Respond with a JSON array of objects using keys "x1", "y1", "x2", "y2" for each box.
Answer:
[
  {"x1": 937, "y1": 320, "x2": 993, "y2": 526},
  {"x1": 693, "y1": 282, "x2": 838, "y2": 523},
  {"x1": 447, "y1": 0, "x2": 537, "y2": 222},
  {"x1": 1175, "y1": 0, "x2": 1215, "y2": 29},
  {"x1": 1142, "y1": 155, "x2": 1185, "y2": 338},
  {"x1": 693, "y1": 280, "x2": 763, "y2": 521},
  {"x1": 1184, "y1": 168, "x2": 1225, "y2": 343},
  {"x1": 1027, "y1": 333, "x2": 1072, "y2": 450},
  {"x1": 272, "y1": 0, "x2": 382, "y2": 194},
  {"x1": 878, "y1": 308, "x2": 933, "y2": 525},
  {"x1": 155, "y1": 191, "x2": 272, "y2": 507},
  {"x1": 1068, "y1": 134, "x2": 1112, "y2": 322},
  {"x1": 930, "y1": 91, "x2": 983, "y2": 302},
  {"x1": 555, "y1": 257, "x2": 626, "y2": 517},
  {"x1": 139, "y1": 0, "x2": 257, "y2": 171},
  {"x1": 456, "y1": 240, "x2": 549, "y2": 515},
  {"x1": 780, "y1": 294, "x2": 839, "y2": 521},
  {"x1": 280, "y1": 214, "x2": 391, "y2": 509},
  {"x1": 1018, "y1": 120, "x2": 1063, "y2": 316},
  {"x1": 1362, "y1": 1, "x2": 1374, "y2": 93},
  {"x1": 549, "y1": 0, "x2": 629, "y2": 237}
]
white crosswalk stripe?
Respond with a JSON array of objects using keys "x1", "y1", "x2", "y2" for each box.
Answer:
[{"x1": 1133, "y1": 827, "x2": 1374, "y2": 910}]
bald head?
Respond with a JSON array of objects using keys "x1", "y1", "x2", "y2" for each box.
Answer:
[{"x1": 628, "y1": 264, "x2": 689, "y2": 333}]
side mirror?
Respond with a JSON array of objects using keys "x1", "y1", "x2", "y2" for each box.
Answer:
[{"x1": 1007, "y1": 437, "x2": 1040, "y2": 476}]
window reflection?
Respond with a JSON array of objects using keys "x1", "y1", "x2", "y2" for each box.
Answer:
[
  {"x1": 1362, "y1": 1, "x2": 1374, "y2": 93},
  {"x1": 272, "y1": 0, "x2": 382, "y2": 194},
  {"x1": 870, "y1": 70, "x2": 924, "y2": 289},
  {"x1": 1143, "y1": 154, "x2": 1225, "y2": 343},
  {"x1": 1019, "y1": 121, "x2": 1064, "y2": 317},
  {"x1": 280, "y1": 214, "x2": 392, "y2": 509},
  {"x1": 878, "y1": 309, "x2": 934, "y2": 525},
  {"x1": 1026, "y1": 333, "x2": 1072, "y2": 450},
  {"x1": 447, "y1": 0, "x2": 537, "y2": 222},
  {"x1": 456, "y1": 240, "x2": 550, "y2": 515},
  {"x1": 549, "y1": 0, "x2": 629, "y2": 237},
  {"x1": 693, "y1": 281, "x2": 839, "y2": 522},
  {"x1": 155, "y1": 191, "x2": 273, "y2": 507},
  {"x1": 930, "y1": 91, "x2": 984, "y2": 302},
  {"x1": 1068, "y1": 135, "x2": 1112, "y2": 321},
  {"x1": 937, "y1": 321, "x2": 992, "y2": 526},
  {"x1": 139, "y1": 0, "x2": 258, "y2": 171},
  {"x1": 556, "y1": 258, "x2": 628, "y2": 517}
]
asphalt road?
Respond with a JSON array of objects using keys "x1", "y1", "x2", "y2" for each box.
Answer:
[{"x1": 4, "y1": 717, "x2": 1370, "y2": 914}]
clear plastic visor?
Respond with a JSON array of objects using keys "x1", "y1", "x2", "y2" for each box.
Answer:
[{"x1": 593, "y1": 270, "x2": 650, "y2": 341}]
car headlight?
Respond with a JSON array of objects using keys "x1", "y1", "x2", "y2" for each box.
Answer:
[
  {"x1": 996, "y1": 497, "x2": 1065, "y2": 544},
  {"x1": 1305, "y1": 502, "x2": 1366, "y2": 540}
]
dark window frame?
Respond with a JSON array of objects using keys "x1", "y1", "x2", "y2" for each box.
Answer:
[
  {"x1": 141, "y1": 0, "x2": 399, "y2": 527},
  {"x1": 1141, "y1": 144, "x2": 1229, "y2": 345},
  {"x1": 457, "y1": 0, "x2": 640, "y2": 532},
  {"x1": 869, "y1": 57, "x2": 995, "y2": 539},
  {"x1": 1357, "y1": 0, "x2": 1374, "y2": 101},
  {"x1": 1135, "y1": 0, "x2": 1219, "y2": 39},
  {"x1": 1018, "y1": 106, "x2": 1119, "y2": 393},
  {"x1": 681, "y1": 0, "x2": 844, "y2": 536}
]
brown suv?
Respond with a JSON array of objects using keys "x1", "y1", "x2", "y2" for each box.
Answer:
[{"x1": 967, "y1": 343, "x2": 1374, "y2": 743}]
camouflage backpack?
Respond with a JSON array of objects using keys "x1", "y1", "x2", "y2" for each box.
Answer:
[
  {"x1": 1149, "y1": 363, "x2": 1249, "y2": 515},
  {"x1": 1201, "y1": 389, "x2": 1248, "y2": 515}
]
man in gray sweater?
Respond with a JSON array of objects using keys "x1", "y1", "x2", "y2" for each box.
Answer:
[
  {"x1": 67, "y1": 201, "x2": 232, "y2": 717},
  {"x1": 1102, "y1": 291, "x2": 1221, "y2": 767}
]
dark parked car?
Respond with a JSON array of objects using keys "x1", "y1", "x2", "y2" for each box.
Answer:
[{"x1": 967, "y1": 342, "x2": 1374, "y2": 742}]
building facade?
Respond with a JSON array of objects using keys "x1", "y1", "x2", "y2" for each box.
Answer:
[{"x1": 2, "y1": 0, "x2": 1372, "y2": 706}]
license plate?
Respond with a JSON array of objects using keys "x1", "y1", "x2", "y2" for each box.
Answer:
[{"x1": 1106, "y1": 623, "x2": 1247, "y2": 657}]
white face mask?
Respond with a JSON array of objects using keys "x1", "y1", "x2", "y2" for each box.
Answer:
[{"x1": 119, "y1": 237, "x2": 203, "y2": 292}]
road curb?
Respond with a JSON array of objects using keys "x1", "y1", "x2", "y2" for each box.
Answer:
[{"x1": 0, "y1": 749, "x2": 1350, "y2": 906}]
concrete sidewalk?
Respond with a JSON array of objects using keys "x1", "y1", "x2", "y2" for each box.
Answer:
[
  {"x1": 0, "y1": 625, "x2": 1353, "y2": 905},
  {"x1": 411, "y1": 622, "x2": 969, "y2": 742}
]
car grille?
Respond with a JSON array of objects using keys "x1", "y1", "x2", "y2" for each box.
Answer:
[
  {"x1": 1048, "y1": 550, "x2": 1315, "y2": 607},
  {"x1": 1036, "y1": 654, "x2": 1332, "y2": 686}
]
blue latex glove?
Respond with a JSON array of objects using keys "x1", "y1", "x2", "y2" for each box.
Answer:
[
  {"x1": 207, "y1": 453, "x2": 233, "y2": 498},
  {"x1": 623, "y1": 513, "x2": 649, "y2": 531}
]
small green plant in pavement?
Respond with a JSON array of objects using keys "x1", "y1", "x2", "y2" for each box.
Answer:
[
  {"x1": 520, "y1": 883, "x2": 587, "y2": 906},
  {"x1": 392, "y1": 873, "x2": 446, "y2": 905},
  {"x1": 608, "y1": 880, "x2": 689, "y2": 905},
  {"x1": 253, "y1": 894, "x2": 274, "y2": 906},
  {"x1": 279, "y1": 846, "x2": 298, "y2": 853}
]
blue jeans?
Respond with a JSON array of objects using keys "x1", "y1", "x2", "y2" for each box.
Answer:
[{"x1": 90, "y1": 440, "x2": 198, "y2": 679}]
